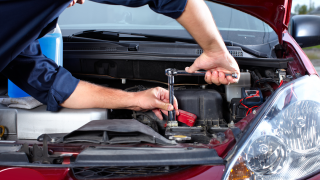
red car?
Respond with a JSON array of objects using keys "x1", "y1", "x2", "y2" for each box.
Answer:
[{"x1": 1, "y1": 0, "x2": 320, "y2": 179}]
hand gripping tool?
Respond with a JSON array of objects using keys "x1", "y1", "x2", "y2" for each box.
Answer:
[{"x1": 165, "y1": 68, "x2": 237, "y2": 127}]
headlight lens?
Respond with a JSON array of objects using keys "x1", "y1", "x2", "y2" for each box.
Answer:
[
  {"x1": 246, "y1": 135, "x2": 288, "y2": 175},
  {"x1": 226, "y1": 75, "x2": 320, "y2": 180}
]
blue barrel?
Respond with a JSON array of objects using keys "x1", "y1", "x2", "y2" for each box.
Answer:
[{"x1": 8, "y1": 24, "x2": 63, "y2": 98}]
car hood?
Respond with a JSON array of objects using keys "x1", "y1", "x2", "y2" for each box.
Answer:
[{"x1": 209, "y1": 0, "x2": 292, "y2": 44}]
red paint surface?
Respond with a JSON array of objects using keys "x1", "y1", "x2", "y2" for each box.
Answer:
[
  {"x1": 210, "y1": 129, "x2": 236, "y2": 158},
  {"x1": 234, "y1": 31, "x2": 318, "y2": 132},
  {"x1": 235, "y1": 109, "x2": 258, "y2": 131},
  {"x1": 0, "y1": 167, "x2": 70, "y2": 180},
  {"x1": 0, "y1": 168, "x2": 45, "y2": 180},
  {"x1": 282, "y1": 30, "x2": 318, "y2": 76},
  {"x1": 308, "y1": 173, "x2": 320, "y2": 180},
  {"x1": 210, "y1": 0, "x2": 292, "y2": 43},
  {"x1": 0, "y1": 165, "x2": 225, "y2": 180}
]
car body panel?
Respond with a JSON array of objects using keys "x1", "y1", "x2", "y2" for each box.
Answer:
[
  {"x1": 209, "y1": 0, "x2": 292, "y2": 44},
  {"x1": 283, "y1": 30, "x2": 317, "y2": 75},
  {"x1": 0, "y1": 165, "x2": 225, "y2": 180},
  {"x1": 3, "y1": 1, "x2": 320, "y2": 180},
  {"x1": 308, "y1": 172, "x2": 320, "y2": 180}
]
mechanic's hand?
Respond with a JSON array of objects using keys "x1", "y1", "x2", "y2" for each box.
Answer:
[
  {"x1": 131, "y1": 87, "x2": 179, "y2": 120},
  {"x1": 68, "y1": 0, "x2": 85, "y2": 8},
  {"x1": 186, "y1": 51, "x2": 240, "y2": 86}
]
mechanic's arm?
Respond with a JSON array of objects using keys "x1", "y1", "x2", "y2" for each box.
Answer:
[
  {"x1": 3, "y1": 40, "x2": 176, "y2": 119},
  {"x1": 176, "y1": 0, "x2": 240, "y2": 85},
  {"x1": 89, "y1": 0, "x2": 239, "y2": 85},
  {"x1": 61, "y1": 81, "x2": 178, "y2": 119}
]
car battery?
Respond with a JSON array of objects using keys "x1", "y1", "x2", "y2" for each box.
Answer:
[
  {"x1": 230, "y1": 88, "x2": 263, "y2": 123},
  {"x1": 241, "y1": 87, "x2": 263, "y2": 106}
]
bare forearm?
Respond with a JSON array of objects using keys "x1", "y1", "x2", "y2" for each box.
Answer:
[
  {"x1": 61, "y1": 81, "x2": 136, "y2": 109},
  {"x1": 177, "y1": 0, "x2": 227, "y2": 53},
  {"x1": 60, "y1": 81, "x2": 177, "y2": 118}
]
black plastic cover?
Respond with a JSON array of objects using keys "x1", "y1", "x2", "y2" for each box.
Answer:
[
  {"x1": 72, "y1": 165, "x2": 191, "y2": 179},
  {"x1": 74, "y1": 147, "x2": 223, "y2": 166},
  {"x1": 174, "y1": 89, "x2": 223, "y2": 126},
  {"x1": 0, "y1": 152, "x2": 29, "y2": 165},
  {"x1": 44, "y1": 119, "x2": 175, "y2": 145},
  {"x1": 0, "y1": 144, "x2": 29, "y2": 165},
  {"x1": 241, "y1": 87, "x2": 263, "y2": 106}
]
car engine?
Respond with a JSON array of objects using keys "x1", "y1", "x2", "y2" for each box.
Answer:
[{"x1": 0, "y1": 44, "x2": 293, "y2": 146}]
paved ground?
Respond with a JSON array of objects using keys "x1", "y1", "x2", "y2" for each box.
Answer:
[
  {"x1": 304, "y1": 49, "x2": 320, "y2": 73},
  {"x1": 312, "y1": 61, "x2": 320, "y2": 73}
]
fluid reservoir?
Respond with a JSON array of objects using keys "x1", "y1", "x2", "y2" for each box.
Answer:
[{"x1": 8, "y1": 24, "x2": 63, "y2": 98}]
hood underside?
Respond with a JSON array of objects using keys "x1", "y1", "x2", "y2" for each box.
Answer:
[{"x1": 209, "y1": 0, "x2": 292, "y2": 44}]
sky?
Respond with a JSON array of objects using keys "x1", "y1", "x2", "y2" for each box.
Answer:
[{"x1": 292, "y1": 0, "x2": 320, "y2": 12}]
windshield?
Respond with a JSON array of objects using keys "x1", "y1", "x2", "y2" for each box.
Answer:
[{"x1": 59, "y1": 1, "x2": 278, "y2": 45}]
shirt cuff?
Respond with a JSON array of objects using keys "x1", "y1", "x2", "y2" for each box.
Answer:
[{"x1": 46, "y1": 67, "x2": 80, "y2": 111}]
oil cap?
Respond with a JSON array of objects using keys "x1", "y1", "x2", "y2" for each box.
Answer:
[{"x1": 169, "y1": 135, "x2": 191, "y2": 141}]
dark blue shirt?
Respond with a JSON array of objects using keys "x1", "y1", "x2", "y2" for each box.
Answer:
[{"x1": 0, "y1": 0, "x2": 187, "y2": 111}]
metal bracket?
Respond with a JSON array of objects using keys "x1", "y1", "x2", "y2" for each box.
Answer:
[
  {"x1": 165, "y1": 68, "x2": 237, "y2": 123},
  {"x1": 19, "y1": 134, "x2": 63, "y2": 164}
]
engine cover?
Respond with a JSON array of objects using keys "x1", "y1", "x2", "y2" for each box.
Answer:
[{"x1": 174, "y1": 89, "x2": 223, "y2": 126}]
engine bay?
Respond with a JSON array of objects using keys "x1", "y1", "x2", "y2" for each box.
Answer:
[
  {"x1": 0, "y1": 43, "x2": 303, "y2": 166},
  {"x1": 103, "y1": 66, "x2": 290, "y2": 144},
  {"x1": 0, "y1": 39, "x2": 302, "y2": 149},
  {"x1": 0, "y1": 63, "x2": 293, "y2": 146}
]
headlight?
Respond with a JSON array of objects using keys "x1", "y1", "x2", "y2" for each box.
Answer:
[{"x1": 225, "y1": 75, "x2": 320, "y2": 180}]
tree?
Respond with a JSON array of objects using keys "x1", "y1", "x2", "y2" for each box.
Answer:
[
  {"x1": 294, "y1": 2, "x2": 316, "y2": 15},
  {"x1": 299, "y1": 5, "x2": 308, "y2": 14}
]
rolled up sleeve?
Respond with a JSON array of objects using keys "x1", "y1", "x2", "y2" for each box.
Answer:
[
  {"x1": 2, "y1": 40, "x2": 79, "y2": 111},
  {"x1": 90, "y1": 0, "x2": 188, "y2": 19}
]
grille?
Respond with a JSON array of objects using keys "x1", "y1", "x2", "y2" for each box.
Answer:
[
  {"x1": 229, "y1": 50, "x2": 243, "y2": 57},
  {"x1": 196, "y1": 49, "x2": 203, "y2": 54},
  {"x1": 196, "y1": 49, "x2": 243, "y2": 57},
  {"x1": 72, "y1": 166, "x2": 191, "y2": 179}
]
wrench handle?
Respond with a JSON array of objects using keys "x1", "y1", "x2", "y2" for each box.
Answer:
[{"x1": 174, "y1": 70, "x2": 237, "y2": 78}]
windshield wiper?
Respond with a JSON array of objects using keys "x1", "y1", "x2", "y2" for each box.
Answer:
[
  {"x1": 224, "y1": 40, "x2": 268, "y2": 58},
  {"x1": 64, "y1": 36, "x2": 139, "y2": 51},
  {"x1": 71, "y1": 30, "x2": 268, "y2": 58},
  {"x1": 72, "y1": 30, "x2": 196, "y2": 43}
]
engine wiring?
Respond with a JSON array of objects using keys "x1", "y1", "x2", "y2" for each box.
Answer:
[
  {"x1": 253, "y1": 78, "x2": 279, "y2": 87},
  {"x1": 250, "y1": 70, "x2": 278, "y2": 94},
  {"x1": 279, "y1": 80, "x2": 284, "y2": 87},
  {"x1": 239, "y1": 91, "x2": 260, "y2": 116}
]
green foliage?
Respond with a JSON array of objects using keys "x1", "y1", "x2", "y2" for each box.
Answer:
[
  {"x1": 303, "y1": 45, "x2": 320, "y2": 61},
  {"x1": 303, "y1": 45, "x2": 320, "y2": 50},
  {"x1": 294, "y1": 2, "x2": 316, "y2": 15},
  {"x1": 299, "y1": 5, "x2": 308, "y2": 14}
]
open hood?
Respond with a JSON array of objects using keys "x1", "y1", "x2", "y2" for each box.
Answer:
[{"x1": 210, "y1": 0, "x2": 292, "y2": 44}]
